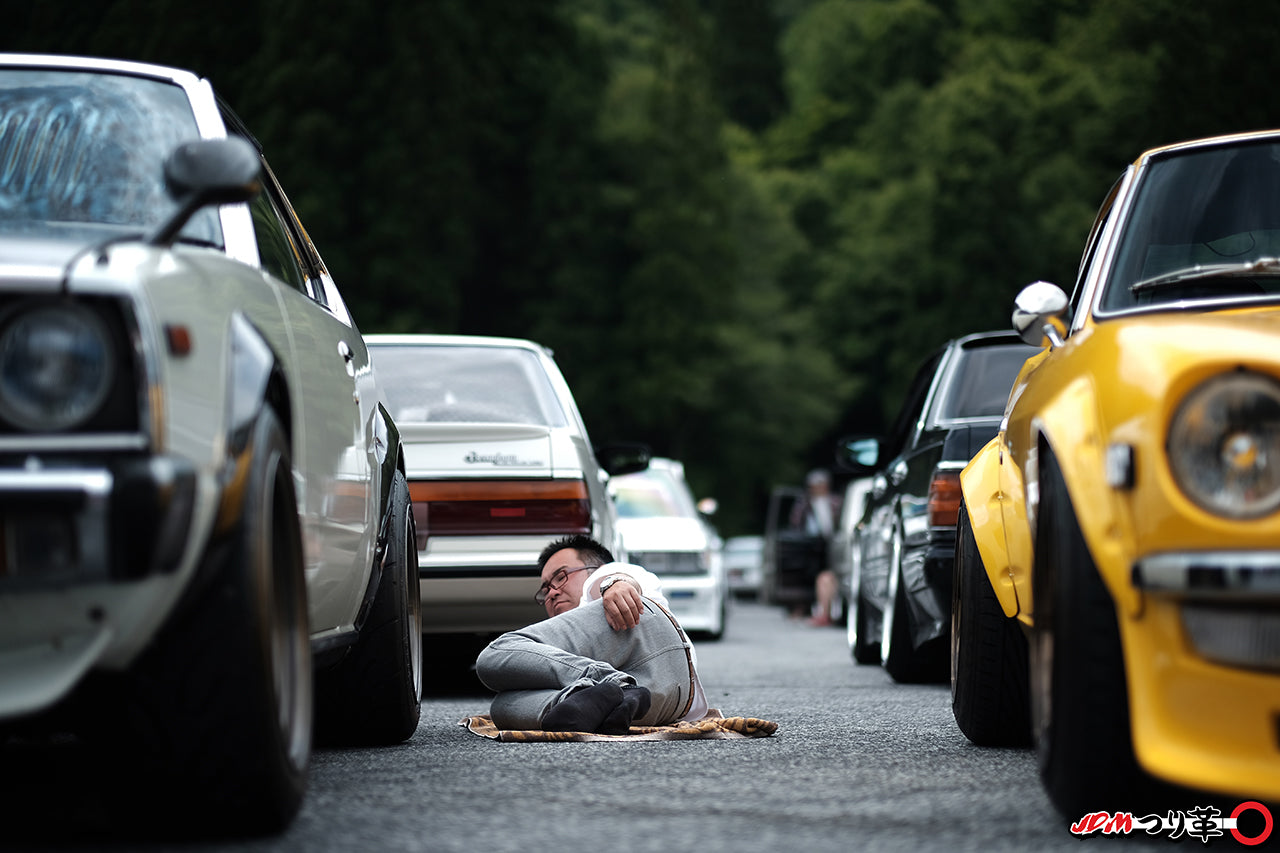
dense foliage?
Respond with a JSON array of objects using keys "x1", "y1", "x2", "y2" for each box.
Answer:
[{"x1": 6, "y1": 0, "x2": 1280, "y2": 533}]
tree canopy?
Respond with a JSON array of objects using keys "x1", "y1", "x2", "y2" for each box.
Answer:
[{"x1": 5, "y1": 0, "x2": 1280, "y2": 533}]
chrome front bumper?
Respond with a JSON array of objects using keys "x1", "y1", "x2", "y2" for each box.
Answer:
[
  {"x1": 1134, "y1": 552, "x2": 1280, "y2": 671},
  {"x1": 0, "y1": 456, "x2": 197, "y2": 588}
]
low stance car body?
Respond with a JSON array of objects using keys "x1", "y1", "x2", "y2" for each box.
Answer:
[
  {"x1": 0, "y1": 54, "x2": 421, "y2": 834},
  {"x1": 953, "y1": 129, "x2": 1280, "y2": 817},
  {"x1": 365, "y1": 334, "x2": 648, "y2": 639},
  {"x1": 839, "y1": 332, "x2": 1036, "y2": 683}
]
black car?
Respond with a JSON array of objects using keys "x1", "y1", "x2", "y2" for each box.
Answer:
[{"x1": 837, "y1": 331, "x2": 1038, "y2": 682}]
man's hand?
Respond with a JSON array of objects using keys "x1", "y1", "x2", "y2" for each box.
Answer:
[{"x1": 601, "y1": 576, "x2": 643, "y2": 630}]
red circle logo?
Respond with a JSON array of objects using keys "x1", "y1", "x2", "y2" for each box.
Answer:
[{"x1": 1230, "y1": 801, "x2": 1273, "y2": 846}]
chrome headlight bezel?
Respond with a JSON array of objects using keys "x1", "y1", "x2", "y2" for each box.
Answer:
[
  {"x1": 0, "y1": 300, "x2": 117, "y2": 432},
  {"x1": 1167, "y1": 370, "x2": 1280, "y2": 519}
]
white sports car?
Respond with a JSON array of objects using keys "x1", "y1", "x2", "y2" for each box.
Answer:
[{"x1": 0, "y1": 54, "x2": 420, "y2": 834}]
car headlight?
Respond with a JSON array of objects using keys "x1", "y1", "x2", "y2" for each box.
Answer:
[
  {"x1": 1167, "y1": 371, "x2": 1280, "y2": 518},
  {"x1": 0, "y1": 302, "x2": 115, "y2": 432}
]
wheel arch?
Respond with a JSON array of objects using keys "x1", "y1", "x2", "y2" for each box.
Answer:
[
  {"x1": 1027, "y1": 380, "x2": 1138, "y2": 619},
  {"x1": 353, "y1": 402, "x2": 408, "y2": 637},
  {"x1": 213, "y1": 313, "x2": 294, "y2": 536},
  {"x1": 374, "y1": 400, "x2": 406, "y2": 519},
  {"x1": 958, "y1": 437, "x2": 1019, "y2": 618}
]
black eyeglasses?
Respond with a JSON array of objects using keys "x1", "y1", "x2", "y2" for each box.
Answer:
[{"x1": 533, "y1": 565, "x2": 599, "y2": 604}]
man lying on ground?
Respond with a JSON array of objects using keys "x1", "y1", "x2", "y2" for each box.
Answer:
[{"x1": 475, "y1": 534, "x2": 709, "y2": 734}]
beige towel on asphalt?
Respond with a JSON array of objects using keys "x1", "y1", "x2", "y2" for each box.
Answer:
[{"x1": 460, "y1": 712, "x2": 778, "y2": 742}]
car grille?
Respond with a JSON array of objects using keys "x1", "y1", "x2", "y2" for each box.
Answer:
[
  {"x1": 1181, "y1": 603, "x2": 1280, "y2": 671},
  {"x1": 628, "y1": 550, "x2": 706, "y2": 576}
]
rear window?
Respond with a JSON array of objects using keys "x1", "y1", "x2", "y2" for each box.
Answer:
[
  {"x1": 371, "y1": 344, "x2": 568, "y2": 426},
  {"x1": 934, "y1": 344, "x2": 1036, "y2": 421}
]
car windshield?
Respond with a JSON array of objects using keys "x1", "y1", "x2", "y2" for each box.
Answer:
[
  {"x1": 371, "y1": 344, "x2": 569, "y2": 426},
  {"x1": 934, "y1": 343, "x2": 1036, "y2": 420},
  {"x1": 0, "y1": 67, "x2": 219, "y2": 244},
  {"x1": 1101, "y1": 140, "x2": 1280, "y2": 311},
  {"x1": 611, "y1": 469, "x2": 698, "y2": 520}
]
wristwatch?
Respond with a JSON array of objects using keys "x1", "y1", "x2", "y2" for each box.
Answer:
[{"x1": 600, "y1": 575, "x2": 627, "y2": 594}]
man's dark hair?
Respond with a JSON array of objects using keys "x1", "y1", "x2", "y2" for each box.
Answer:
[{"x1": 536, "y1": 534, "x2": 614, "y2": 573}]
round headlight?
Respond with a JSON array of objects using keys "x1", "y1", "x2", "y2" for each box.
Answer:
[
  {"x1": 0, "y1": 303, "x2": 115, "y2": 432},
  {"x1": 1167, "y1": 371, "x2": 1280, "y2": 518}
]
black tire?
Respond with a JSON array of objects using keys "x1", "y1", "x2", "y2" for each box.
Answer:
[
  {"x1": 950, "y1": 499, "x2": 1031, "y2": 747},
  {"x1": 882, "y1": 566, "x2": 948, "y2": 682},
  {"x1": 880, "y1": 524, "x2": 946, "y2": 683},
  {"x1": 849, "y1": 591, "x2": 880, "y2": 664},
  {"x1": 315, "y1": 470, "x2": 422, "y2": 746},
  {"x1": 121, "y1": 407, "x2": 311, "y2": 836},
  {"x1": 1033, "y1": 452, "x2": 1147, "y2": 816},
  {"x1": 848, "y1": 552, "x2": 880, "y2": 664},
  {"x1": 880, "y1": 559, "x2": 911, "y2": 679}
]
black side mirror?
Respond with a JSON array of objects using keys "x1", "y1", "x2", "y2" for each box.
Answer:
[
  {"x1": 596, "y1": 442, "x2": 651, "y2": 477},
  {"x1": 149, "y1": 136, "x2": 262, "y2": 246}
]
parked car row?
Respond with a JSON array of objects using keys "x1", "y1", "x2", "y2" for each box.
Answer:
[
  {"x1": 0, "y1": 53, "x2": 733, "y2": 839},
  {"x1": 835, "y1": 331, "x2": 1039, "y2": 681},
  {"x1": 364, "y1": 336, "x2": 731, "y2": 645},
  {"x1": 832, "y1": 128, "x2": 1280, "y2": 820},
  {"x1": 953, "y1": 129, "x2": 1280, "y2": 818},
  {"x1": 7, "y1": 49, "x2": 1276, "y2": 835}
]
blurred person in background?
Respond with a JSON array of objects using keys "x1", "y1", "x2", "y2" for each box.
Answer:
[
  {"x1": 790, "y1": 469, "x2": 842, "y2": 626},
  {"x1": 475, "y1": 534, "x2": 709, "y2": 733}
]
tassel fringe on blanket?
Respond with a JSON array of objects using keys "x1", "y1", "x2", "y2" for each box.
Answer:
[{"x1": 460, "y1": 713, "x2": 779, "y2": 742}]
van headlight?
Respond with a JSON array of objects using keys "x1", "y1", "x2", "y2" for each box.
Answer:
[
  {"x1": 1167, "y1": 371, "x2": 1280, "y2": 518},
  {"x1": 0, "y1": 302, "x2": 115, "y2": 431}
]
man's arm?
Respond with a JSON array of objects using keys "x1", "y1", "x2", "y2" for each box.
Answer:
[{"x1": 582, "y1": 562, "x2": 666, "y2": 631}]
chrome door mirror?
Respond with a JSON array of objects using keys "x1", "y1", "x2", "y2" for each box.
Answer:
[{"x1": 1012, "y1": 281, "x2": 1069, "y2": 348}]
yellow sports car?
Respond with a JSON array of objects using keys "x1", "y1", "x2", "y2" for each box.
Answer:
[{"x1": 952, "y1": 129, "x2": 1280, "y2": 819}]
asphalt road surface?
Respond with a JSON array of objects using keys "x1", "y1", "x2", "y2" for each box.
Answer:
[{"x1": 10, "y1": 600, "x2": 1183, "y2": 852}]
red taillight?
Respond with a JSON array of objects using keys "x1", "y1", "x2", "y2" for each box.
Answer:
[
  {"x1": 407, "y1": 479, "x2": 592, "y2": 547},
  {"x1": 928, "y1": 470, "x2": 963, "y2": 527}
]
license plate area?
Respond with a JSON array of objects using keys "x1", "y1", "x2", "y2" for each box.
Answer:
[
  {"x1": 1, "y1": 510, "x2": 83, "y2": 581},
  {"x1": 0, "y1": 470, "x2": 113, "y2": 586}
]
